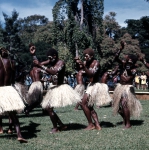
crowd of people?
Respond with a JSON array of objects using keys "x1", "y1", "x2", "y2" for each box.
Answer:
[
  {"x1": 134, "y1": 72, "x2": 148, "y2": 90},
  {"x1": 0, "y1": 40, "x2": 148, "y2": 143}
]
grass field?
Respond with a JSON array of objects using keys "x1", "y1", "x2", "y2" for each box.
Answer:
[{"x1": 0, "y1": 100, "x2": 149, "y2": 150}]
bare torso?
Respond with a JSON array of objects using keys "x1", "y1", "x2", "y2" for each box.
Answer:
[
  {"x1": 47, "y1": 60, "x2": 65, "y2": 85},
  {"x1": 0, "y1": 57, "x2": 15, "y2": 86},
  {"x1": 119, "y1": 63, "x2": 136, "y2": 85},
  {"x1": 84, "y1": 60, "x2": 100, "y2": 83}
]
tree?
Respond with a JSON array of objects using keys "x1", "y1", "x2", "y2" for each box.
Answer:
[
  {"x1": 52, "y1": 0, "x2": 104, "y2": 58},
  {"x1": 2, "y1": 10, "x2": 25, "y2": 53},
  {"x1": 103, "y1": 12, "x2": 121, "y2": 40},
  {"x1": 18, "y1": 14, "x2": 49, "y2": 45},
  {"x1": 0, "y1": 22, "x2": 6, "y2": 48},
  {"x1": 100, "y1": 33, "x2": 146, "y2": 74},
  {"x1": 125, "y1": 17, "x2": 149, "y2": 48},
  {"x1": 124, "y1": 17, "x2": 149, "y2": 62},
  {"x1": 51, "y1": 0, "x2": 104, "y2": 73}
]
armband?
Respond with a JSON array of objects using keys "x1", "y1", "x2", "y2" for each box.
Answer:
[
  {"x1": 41, "y1": 69, "x2": 46, "y2": 74},
  {"x1": 115, "y1": 50, "x2": 121, "y2": 56},
  {"x1": 33, "y1": 55, "x2": 38, "y2": 60},
  {"x1": 144, "y1": 60, "x2": 147, "y2": 65},
  {"x1": 41, "y1": 65, "x2": 47, "y2": 71}
]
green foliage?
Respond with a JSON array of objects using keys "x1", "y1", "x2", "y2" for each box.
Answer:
[
  {"x1": 100, "y1": 33, "x2": 146, "y2": 74},
  {"x1": 100, "y1": 36, "x2": 117, "y2": 73},
  {"x1": 52, "y1": 0, "x2": 104, "y2": 60},
  {"x1": 0, "y1": 24, "x2": 6, "y2": 48},
  {"x1": 104, "y1": 12, "x2": 121, "y2": 40},
  {"x1": 56, "y1": 43, "x2": 74, "y2": 72},
  {"x1": 125, "y1": 16, "x2": 149, "y2": 49},
  {"x1": 3, "y1": 10, "x2": 23, "y2": 52},
  {"x1": 17, "y1": 14, "x2": 49, "y2": 45},
  {"x1": 1, "y1": 5, "x2": 149, "y2": 76}
]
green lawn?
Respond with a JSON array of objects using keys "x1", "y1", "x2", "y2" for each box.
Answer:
[{"x1": 0, "y1": 100, "x2": 149, "y2": 150}]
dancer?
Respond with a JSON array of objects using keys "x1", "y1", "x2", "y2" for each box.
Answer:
[
  {"x1": 14, "y1": 44, "x2": 44, "y2": 116},
  {"x1": 74, "y1": 57, "x2": 85, "y2": 110},
  {"x1": 0, "y1": 47, "x2": 27, "y2": 143},
  {"x1": 30, "y1": 47, "x2": 81, "y2": 133},
  {"x1": 78, "y1": 48, "x2": 111, "y2": 130},
  {"x1": 113, "y1": 46, "x2": 142, "y2": 129}
]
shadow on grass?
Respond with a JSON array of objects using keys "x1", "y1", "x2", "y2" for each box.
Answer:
[
  {"x1": 116, "y1": 120, "x2": 144, "y2": 126},
  {"x1": 64, "y1": 123, "x2": 86, "y2": 131},
  {"x1": 130, "y1": 120, "x2": 144, "y2": 126},
  {"x1": 21, "y1": 121, "x2": 41, "y2": 139},
  {"x1": 0, "y1": 121, "x2": 40, "y2": 140},
  {"x1": 101, "y1": 104, "x2": 112, "y2": 108},
  {"x1": 19, "y1": 112, "x2": 47, "y2": 118},
  {"x1": 2, "y1": 122, "x2": 23, "y2": 126},
  {"x1": 54, "y1": 110, "x2": 75, "y2": 113},
  {"x1": 64, "y1": 122, "x2": 115, "y2": 131},
  {"x1": 100, "y1": 121, "x2": 115, "y2": 128}
]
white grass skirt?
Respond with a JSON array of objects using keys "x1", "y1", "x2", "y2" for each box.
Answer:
[
  {"x1": 86, "y1": 83, "x2": 112, "y2": 106},
  {"x1": 74, "y1": 84, "x2": 85, "y2": 99},
  {"x1": 27, "y1": 81, "x2": 43, "y2": 105},
  {"x1": 0, "y1": 86, "x2": 25, "y2": 115},
  {"x1": 41, "y1": 84, "x2": 81, "y2": 109}
]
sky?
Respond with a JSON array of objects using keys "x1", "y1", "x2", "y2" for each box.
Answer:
[{"x1": 0, "y1": 0, "x2": 149, "y2": 27}]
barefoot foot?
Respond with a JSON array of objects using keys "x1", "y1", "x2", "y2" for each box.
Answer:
[
  {"x1": 8, "y1": 129, "x2": 13, "y2": 134},
  {"x1": 84, "y1": 124, "x2": 95, "y2": 130},
  {"x1": 50, "y1": 128, "x2": 60, "y2": 134},
  {"x1": 123, "y1": 125, "x2": 131, "y2": 129},
  {"x1": 0, "y1": 130, "x2": 3, "y2": 134},
  {"x1": 18, "y1": 138, "x2": 28, "y2": 143},
  {"x1": 74, "y1": 108, "x2": 79, "y2": 111},
  {"x1": 95, "y1": 125, "x2": 102, "y2": 130}
]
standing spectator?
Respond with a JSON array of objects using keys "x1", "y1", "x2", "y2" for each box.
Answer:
[
  {"x1": 68, "y1": 74, "x2": 75, "y2": 88},
  {"x1": 135, "y1": 73, "x2": 140, "y2": 89},
  {"x1": 140, "y1": 72, "x2": 147, "y2": 90},
  {"x1": 24, "y1": 74, "x2": 32, "y2": 89},
  {"x1": 63, "y1": 73, "x2": 68, "y2": 84}
]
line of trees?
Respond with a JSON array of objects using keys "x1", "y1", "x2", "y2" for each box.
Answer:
[{"x1": 0, "y1": 0, "x2": 149, "y2": 75}]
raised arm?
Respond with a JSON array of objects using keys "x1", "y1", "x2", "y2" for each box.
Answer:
[
  {"x1": 113, "y1": 41, "x2": 126, "y2": 64},
  {"x1": 143, "y1": 59, "x2": 149, "y2": 68}
]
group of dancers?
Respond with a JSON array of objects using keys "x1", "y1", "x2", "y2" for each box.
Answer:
[{"x1": 0, "y1": 41, "x2": 144, "y2": 143}]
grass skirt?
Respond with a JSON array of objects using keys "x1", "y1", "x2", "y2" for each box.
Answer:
[
  {"x1": 14, "y1": 82, "x2": 28, "y2": 104},
  {"x1": 0, "y1": 86, "x2": 25, "y2": 115},
  {"x1": 74, "y1": 84, "x2": 85, "y2": 99},
  {"x1": 27, "y1": 81, "x2": 43, "y2": 105},
  {"x1": 113, "y1": 83, "x2": 142, "y2": 117},
  {"x1": 41, "y1": 84, "x2": 81, "y2": 109},
  {"x1": 86, "y1": 83, "x2": 112, "y2": 106}
]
